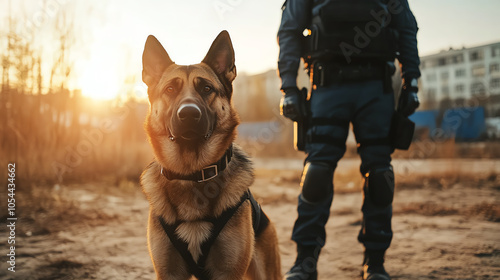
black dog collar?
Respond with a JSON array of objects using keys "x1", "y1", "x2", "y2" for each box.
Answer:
[{"x1": 161, "y1": 144, "x2": 233, "y2": 182}]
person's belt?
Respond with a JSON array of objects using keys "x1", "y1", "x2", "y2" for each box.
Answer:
[{"x1": 312, "y1": 61, "x2": 394, "y2": 88}]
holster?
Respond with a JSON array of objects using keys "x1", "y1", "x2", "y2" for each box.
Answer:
[
  {"x1": 294, "y1": 88, "x2": 309, "y2": 151},
  {"x1": 390, "y1": 112, "x2": 415, "y2": 150}
]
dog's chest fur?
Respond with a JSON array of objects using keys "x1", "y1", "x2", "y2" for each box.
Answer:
[
  {"x1": 141, "y1": 147, "x2": 255, "y2": 262},
  {"x1": 175, "y1": 221, "x2": 213, "y2": 261}
]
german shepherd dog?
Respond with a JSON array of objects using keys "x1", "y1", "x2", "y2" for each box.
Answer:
[{"x1": 140, "y1": 31, "x2": 281, "y2": 280}]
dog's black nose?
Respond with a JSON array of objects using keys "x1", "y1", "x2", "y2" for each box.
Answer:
[{"x1": 177, "y1": 103, "x2": 202, "y2": 123}]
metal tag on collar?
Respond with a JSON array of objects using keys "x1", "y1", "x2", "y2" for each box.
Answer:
[{"x1": 199, "y1": 165, "x2": 218, "y2": 182}]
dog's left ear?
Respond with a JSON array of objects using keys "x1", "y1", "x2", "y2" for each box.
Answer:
[
  {"x1": 202, "y1": 30, "x2": 237, "y2": 84},
  {"x1": 142, "y1": 35, "x2": 174, "y2": 87}
]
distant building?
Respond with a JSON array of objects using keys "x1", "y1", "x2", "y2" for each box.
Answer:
[
  {"x1": 419, "y1": 41, "x2": 500, "y2": 116},
  {"x1": 232, "y1": 62, "x2": 310, "y2": 122}
]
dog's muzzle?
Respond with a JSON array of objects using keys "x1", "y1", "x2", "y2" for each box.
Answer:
[{"x1": 170, "y1": 103, "x2": 213, "y2": 142}]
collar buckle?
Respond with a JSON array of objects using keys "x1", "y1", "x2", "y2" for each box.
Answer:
[{"x1": 198, "y1": 165, "x2": 218, "y2": 182}]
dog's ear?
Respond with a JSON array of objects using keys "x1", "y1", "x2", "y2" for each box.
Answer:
[
  {"x1": 142, "y1": 35, "x2": 174, "y2": 87},
  {"x1": 202, "y1": 30, "x2": 237, "y2": 84}
]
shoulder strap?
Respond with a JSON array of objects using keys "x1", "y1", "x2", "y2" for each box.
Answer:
[
  {"x1": 248, "y1": 191, "x2": 270, "y2": 238},
  {"x1": 157, "y1": 218, "x2": 208, "y2": 279},
  {"x1": 197, "y1": 192, "x2": 250, "y2": 270}
]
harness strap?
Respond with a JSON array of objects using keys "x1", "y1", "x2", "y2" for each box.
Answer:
[
  {"x1": 198, "y1": 191, "x2": 250, "y2": 271},
  {"x1": 157, "y1": 191, "x2": 251, "y2": 280},
  {"x1": 248, "y1": 191, "x2": 269, "y2": 237},
  {"x1": 157, "y1": 218, "x2": 207, "y2": 279}
]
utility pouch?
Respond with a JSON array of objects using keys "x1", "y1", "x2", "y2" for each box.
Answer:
[
  {"x1": 294, "y1": 88, "x2": 309, "y2": 151},
  {"x1": 390, "y1": 112, "x2": 415, "y2": 150}
]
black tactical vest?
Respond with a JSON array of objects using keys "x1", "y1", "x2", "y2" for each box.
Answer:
[{"x1": 304, "y1": 0, "x2": 399, "y2": 64}]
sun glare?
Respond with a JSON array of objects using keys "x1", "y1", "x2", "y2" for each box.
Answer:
[{"x1": 78, "y1": 48, "x2": 122, "y2": 100}]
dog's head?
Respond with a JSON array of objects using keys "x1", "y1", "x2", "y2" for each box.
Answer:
[{"x1": 142, "y1": 31, "x2": 239, "y2": 174}]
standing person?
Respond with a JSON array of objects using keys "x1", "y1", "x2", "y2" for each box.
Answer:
[{"x1": 277, "y1": 0, "x2": 420, "y2": 279}]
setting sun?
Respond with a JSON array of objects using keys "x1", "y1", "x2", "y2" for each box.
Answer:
[{"x1": 78, "y1": 46, "x2": 122, "y2": 100}]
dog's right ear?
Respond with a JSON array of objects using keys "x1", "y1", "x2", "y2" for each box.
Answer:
[{"x1": 142, "y1": 35, "x2": 174, "y2": 87}]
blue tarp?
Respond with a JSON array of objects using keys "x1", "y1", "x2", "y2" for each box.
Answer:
[
  {"x1": 409, "y1": 110, "x2": 439, "y2": 136},
  {"x1": 440, "y1": 107, "x2": 486, "y2": 140}
]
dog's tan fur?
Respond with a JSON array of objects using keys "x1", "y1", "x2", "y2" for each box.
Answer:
[{"x1": 140, "y1": 31, "x2": 281, "y2": 280}]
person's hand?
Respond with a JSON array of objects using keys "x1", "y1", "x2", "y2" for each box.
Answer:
[
  {"x1": 280, "y1": 87, "x2": 306, "y2": 122},
  {"x1": 398, "y1": 77, "x2": 420, "y2": 117}
]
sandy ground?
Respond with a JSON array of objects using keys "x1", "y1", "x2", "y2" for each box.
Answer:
[{"x1": 1, "y1": 159, "x2": 499, "y2": 280}]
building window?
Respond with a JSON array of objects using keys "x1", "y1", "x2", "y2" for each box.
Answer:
[
  {"x1": 491, "y1": 78, "x2": 500, "y2": 89},
  {"x1": 492, "y1": 46, "x2": 500, "y2": 57},
  {"x1": 441, "y1": 72, "x2": 449, "y2": 80},
  {"x1": 490, "y1": 63, "x2": 500, "y2": 74},
  {"x1": 470, "y1": 50, "x2": 484, "y2": 61},
  {"x1": 438, "y1": 58, "x2": 447, "y2": 66},
  {"x1": 452, "y1": 54, "x2": 464, "y2": 64},
  {"x1": 472, "y1": 65, "x2": 486, "y2": 77},
  {"x1": 455, "y1": 84, "x2": 465, "y2": 95},
  {"x1": 455, "y1": 69, "x2": 466, "y2": 77},
  {"x1": 471, "y1": 82, "x2": 486, "y2": 96}
]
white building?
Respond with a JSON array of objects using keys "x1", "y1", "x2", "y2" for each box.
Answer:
[{"x1": 419, "y1": 41, "x2": 500, "y2": 115}]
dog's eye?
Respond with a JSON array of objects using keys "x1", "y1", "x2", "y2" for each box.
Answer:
[
  {"x1": 166, "y1": 86, "x2": 174, "y2": 93},
  {"x1": 203, "y1": 86, "x2": 212, "y2": 93}
]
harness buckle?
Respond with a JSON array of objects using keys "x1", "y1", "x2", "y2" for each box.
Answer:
[{"x1": 199, "y1": 165, "x2": 218, "y2": 182}]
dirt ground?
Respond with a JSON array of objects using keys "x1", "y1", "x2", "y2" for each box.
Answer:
[{"x1": 1, "y1": 159, "x2": 499, "y2": 280}]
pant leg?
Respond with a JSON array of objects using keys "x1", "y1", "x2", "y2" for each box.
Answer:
[
  {"x1": 292, "y1": 83, "x2": 353, "y2": 249},
  {"x1": 351, "y1": 80, "x2": 395, "y2": 251},
  {"x1": 292, "y1": 192, "x2": 333, "y2": 249}
]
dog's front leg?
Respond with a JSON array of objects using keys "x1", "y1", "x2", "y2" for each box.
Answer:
[
  {"x1": 205, "y1": 206, "x2": 255, "y2": 280},
  {"x1": 147, "y1": 210, "x2": 191, "y2": 280}
]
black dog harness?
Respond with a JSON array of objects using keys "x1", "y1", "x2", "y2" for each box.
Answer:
[
  {"x1": 157, "y1": 190, "x2": 268, "y2": 280},
  {"x1": 157, "y1": 144, "x2": 269, "y2": 279}
]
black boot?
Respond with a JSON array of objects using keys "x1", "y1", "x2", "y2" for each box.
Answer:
[
  {"x1": 284, "y1": 246, "x2": 318, "y2": 280},
  {"x1": 361, "y1": 250, "x2": 391, "y2": 280}
]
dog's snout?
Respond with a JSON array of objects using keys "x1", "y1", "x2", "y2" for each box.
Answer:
[{"x1": 177, "y1": 103, "x2": 202, "y2": 123}]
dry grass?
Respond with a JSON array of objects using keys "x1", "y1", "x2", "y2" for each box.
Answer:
[{"x1": 1, "y1": 94, "x2": 153, "y2": 186}]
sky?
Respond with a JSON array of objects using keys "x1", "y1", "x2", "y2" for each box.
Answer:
[{"x1": 1, "y1": 0, "x2": 500, "y2": 100}]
